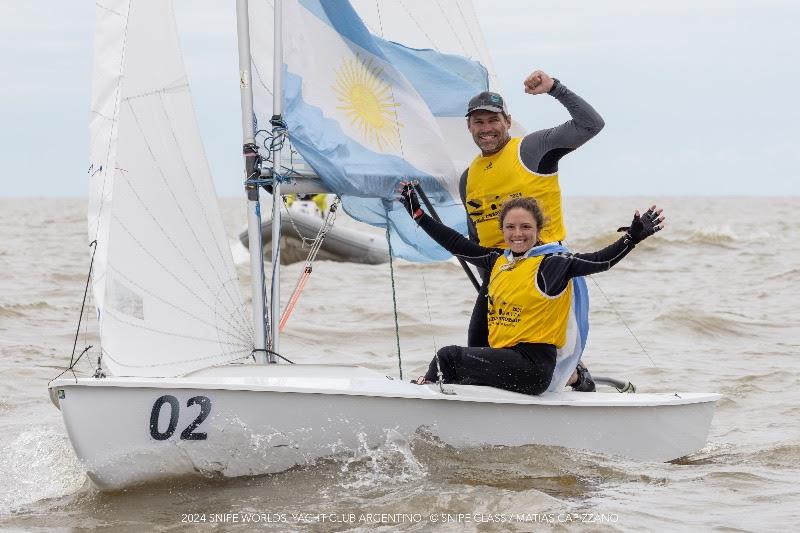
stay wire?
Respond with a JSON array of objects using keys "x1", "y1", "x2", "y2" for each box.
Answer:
[
  {"x1": 70, "y1": 240, "x2": 97, "y2": 368},
  {"x1": 279, "y1": 197, "x2": 342, "y2": 331},
  {"x1": 385, "y1": 226, "x2": 403, "y2": 380},
  {"x1": 49, "y1": 346, "x2": 93, "y2": 386},
  {"x1": 280, "y1": 195, "x2": 338, "y2": 249},
  {"x1": 588, "y1": 275, "x2": 659, "y2": 368},
  {"x1": 419, "y1": 271, "x2": 453, "y2": 394},
  {"x1": 268, "y1": 221, "x2": 281, "y2": 349},
  {"x1": 50, "y1": 240, "x2": 98, "y2": 385}
]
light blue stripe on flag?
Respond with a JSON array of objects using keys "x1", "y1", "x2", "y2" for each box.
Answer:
[
  {"x1": 525, "y1": 244, "x2": 591, "y2": 391},
  {"x1": 298, "y1": 0, "x2": 487, "y2": 117},
  {"x1": 379, "y1": 43, "x2": 488, "y2": 117}
]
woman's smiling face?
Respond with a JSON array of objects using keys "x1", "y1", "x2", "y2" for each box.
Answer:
[{"x1": 502, "y1": 207, "x2": 539, "y2": 254}]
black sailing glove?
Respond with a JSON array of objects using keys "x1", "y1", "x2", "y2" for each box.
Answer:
[
  {"x1": 618, "y1": 206, "x2": 664, "y2": 245},
  {"x1": 398, "y1": 182, "x2": 424, "y2": 220}
]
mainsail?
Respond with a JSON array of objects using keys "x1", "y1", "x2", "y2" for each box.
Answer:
[{"x1": 89, "y1": 0, "x2": 253, "y2": 377}]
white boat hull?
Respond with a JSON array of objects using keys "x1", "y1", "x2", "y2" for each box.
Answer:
[{"x1": 50, "y1": 365, "x2": 719, "y2": 489}]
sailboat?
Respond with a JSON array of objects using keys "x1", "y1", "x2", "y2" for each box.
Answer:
[{"x1": 49, "y1": 0, "x2": 719, "y2": 490}]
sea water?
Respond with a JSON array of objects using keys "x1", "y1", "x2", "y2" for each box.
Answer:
[{"x1": 1, "y1": 196, "x2": 798, "y2": 531}]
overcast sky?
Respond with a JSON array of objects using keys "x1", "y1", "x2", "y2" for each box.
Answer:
[{"x1": 1, "y1": 0, "x2": 798, "y2": 197}]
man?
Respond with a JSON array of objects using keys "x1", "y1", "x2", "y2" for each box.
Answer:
[{"x1": 459, "y1": 70, "x2": 604, "y2": 391}]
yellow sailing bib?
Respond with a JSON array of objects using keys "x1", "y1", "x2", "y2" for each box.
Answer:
[
  {"x1": 465, "y1": 137, "x2": 565, "y2": 247},
  {"x1": 487, "y1": 254, "x2": 572, "y2": 348}
]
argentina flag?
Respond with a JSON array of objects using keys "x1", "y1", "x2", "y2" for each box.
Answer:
[
  {"x1": 520, "y1": 244, "x2": 590, "y2": 392},
  {"x1": 282, "y1": 0, "x2": 489, "y2": 261}
]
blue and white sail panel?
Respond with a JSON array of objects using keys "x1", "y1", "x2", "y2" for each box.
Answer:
[
  {"x1": 90, "y1": 0, "x2": 253, "y2": 377},
  {"x1": 281, "y1": 0, "x2": 487, "y2": 260}
]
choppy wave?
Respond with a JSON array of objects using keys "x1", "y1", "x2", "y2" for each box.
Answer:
[
  {"x1": 49, "y1": 272, "x2": 89, "y2": 283},
  {"x1": 747, "y1": 443, "x2": 800, "y2": 468},
  {"x1": 684, "y1": 226, "x2": 739, "y2": 247},
  {"x1": 568, "y1": 232, "x2": 628, "y2": 252},
  {"x1": 671, "y1": 441, "x2": 737, "y2": 465},
  {"x1": 332, "y1": 429, "x2": 427, "y2": 489},
  {"x1": 0, "y1": 427, "x2": 85, "y2": 515},
  {"x1": 569, "y1": 227, "x2": 752, "y2": 252},
  {"x1": 0, "y1": 301, "x2": 51, "y2": 318},
  {"x1": 678, "y1": 441, "x2": 800, "y2": 472},
  {"x1": 656, "y1": 308, "x2": 772, "y2": 338},
  {"x1": 768, "y1": 266, "x2": 800, "y2": 282}
]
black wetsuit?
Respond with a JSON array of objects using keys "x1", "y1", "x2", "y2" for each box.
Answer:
[
  {"x1": 417, "y1": 214, "x2": 632, "y2": 395},
  {"x1": 459, "y1": 82, "x2": 605, "y2": 347}
]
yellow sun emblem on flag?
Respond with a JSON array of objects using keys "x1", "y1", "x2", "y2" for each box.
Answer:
[{"x1": 333, "y1": 55, "x2": 402, "y2": 152}]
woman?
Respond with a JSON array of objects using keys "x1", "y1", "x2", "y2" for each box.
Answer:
[{"x1": 399, "y1": 184, "x2": 663, "y2": 395}]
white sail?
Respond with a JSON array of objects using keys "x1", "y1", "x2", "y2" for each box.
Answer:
[
  {"x1": 88, "y1": 0, "x2": 128, "y2": 315},
  {"x1": 89, "y1": 0, "x2": 253, "y2": 377}
]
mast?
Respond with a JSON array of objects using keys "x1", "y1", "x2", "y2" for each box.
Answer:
[
  {"x1": 235, "y1": 0, "x2": 269, "y2": 364},
  {"x1": 270, "y1": 0, "x2": 284, "y2": 358}
]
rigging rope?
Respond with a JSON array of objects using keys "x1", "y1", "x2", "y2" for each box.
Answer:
[
  {"x1": 588, "y1": 275, "x2": 659, "y2": 369},
  {"x1": 49, "y1": 240, "x2": 99, "y2": 385},
  {"x1": 253, "y1": 348, "x2": 295, "y2": 365},
  {"x1": 279, "y1": 197, "x2": 342, "y2": 331},
  {"x1": 253, "y1": 125, "x2": 307, "y2": 185},
  {"x1": 420, "y1": 271, "x2": 455, "y2": 394},
  {"x1": 69, "y1": 240, "x2": 97, "y2": 368},
  {"x1": 385, "y1": 226, "x2": 403, "y2": 380}
]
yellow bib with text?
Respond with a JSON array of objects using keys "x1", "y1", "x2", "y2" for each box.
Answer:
[
  {"x1": 487, "y1": 254, "x2": 572, "y2": 349},
  {"x1": 465, "y1": 137, "x2": 565, "y2": 247}
]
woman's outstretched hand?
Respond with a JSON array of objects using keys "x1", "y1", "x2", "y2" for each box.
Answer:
[
  {"x1": 398, "y1": 181, "x2": 424, "y2": 220},
  {"x1": 619, "y1": 205, "x2": 665, "y2": 245}
]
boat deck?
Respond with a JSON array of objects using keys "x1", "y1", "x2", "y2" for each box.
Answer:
[{"x1": 50, "y1": 364, "x2": 720, "y2": 407}]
